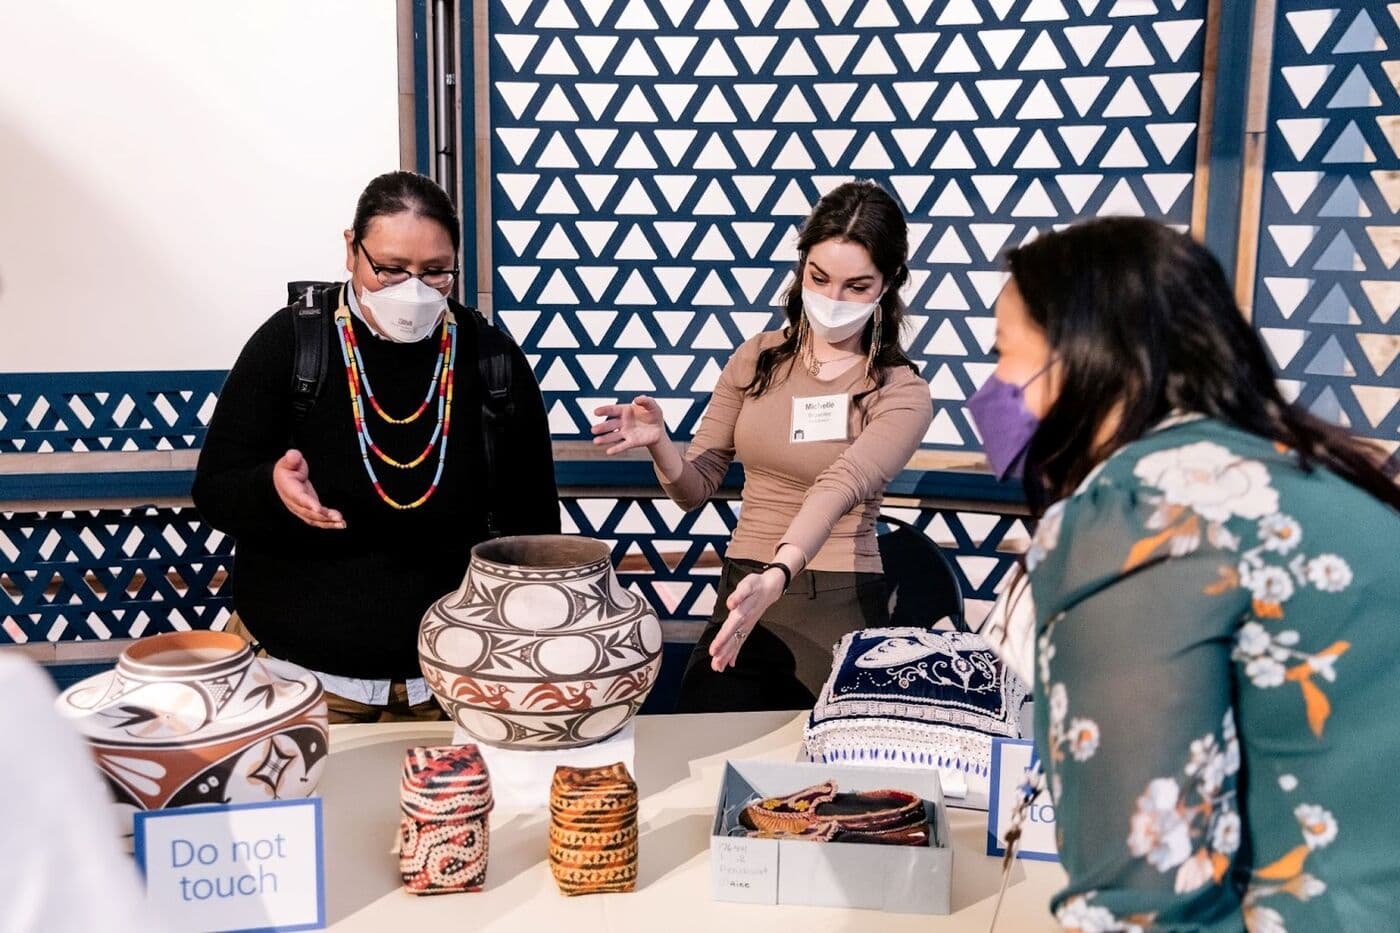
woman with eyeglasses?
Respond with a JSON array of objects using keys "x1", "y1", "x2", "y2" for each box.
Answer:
[{"x1": 194, "y1": 171, "x2": 559, "y2": 722}]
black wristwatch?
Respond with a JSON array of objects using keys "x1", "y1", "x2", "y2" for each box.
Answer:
[{"x1": 758, "y1": 561, "x2": 793, "y2": 594}]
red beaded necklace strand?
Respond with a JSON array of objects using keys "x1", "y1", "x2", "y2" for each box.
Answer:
[{"x1": 334, "y1": 307, "x2": 457, "y2": 510}]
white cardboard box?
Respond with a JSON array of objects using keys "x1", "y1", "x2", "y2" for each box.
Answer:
[{"x1": 709, "y1": 759, "x2": 952, "y2": 914}]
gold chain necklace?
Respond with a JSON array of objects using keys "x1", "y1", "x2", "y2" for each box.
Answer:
[{"x1": 804, "y1": 342, "x2": 860, "y2": 377}]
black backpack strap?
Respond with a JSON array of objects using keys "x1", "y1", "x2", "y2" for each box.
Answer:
[
  {"x1": 466, "y1": 306, "x2": 515, "y2": 539},
  {"x1": 287, "y1": 281, "x2": 339, "y2": 427}
]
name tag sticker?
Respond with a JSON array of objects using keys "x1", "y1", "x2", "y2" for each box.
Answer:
[{"x1": 790, "y1": 393, "x2": 850, "y2": 443}]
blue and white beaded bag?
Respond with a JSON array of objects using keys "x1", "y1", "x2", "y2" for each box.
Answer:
[{"x1": 804, "y1": 628, "x2": 1030, "y2": 801}]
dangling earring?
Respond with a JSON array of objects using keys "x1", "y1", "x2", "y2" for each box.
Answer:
[
  {"x1": 865, "y1": 305, "x2": 883, "y2": 381},
  {"x1": 799, "y1": 314, "x2": 821, "y2": 377}
]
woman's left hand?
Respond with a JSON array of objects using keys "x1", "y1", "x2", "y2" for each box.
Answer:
[{"x1": 709, "y1": 568, "x2": 786, "y2": 671}]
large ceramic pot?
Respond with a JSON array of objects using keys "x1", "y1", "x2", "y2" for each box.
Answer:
[
  {"x1": 55, "y1": 631, "x2": 328, "y2": 830},
  {"x1": 419, "y1": 535, "x2": 663, "y2": 749}
]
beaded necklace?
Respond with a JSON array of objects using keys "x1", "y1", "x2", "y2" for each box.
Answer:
[
  {"x1": 334, "y1": 306, "x2": 457, "y2": 510},
  {"x1": 345, "y1": 322, "x2": 447, "y2": 424}
]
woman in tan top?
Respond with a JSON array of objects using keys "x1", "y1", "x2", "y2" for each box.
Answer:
[{"x1": 593, "y1": 181, "x2": 933, "y2": 712}]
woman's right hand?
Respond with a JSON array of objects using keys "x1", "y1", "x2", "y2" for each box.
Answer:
[
  {"x1": 273, "y1": 449, "x2": 346, "y2": 529},
  {"x1": 591, "y1": 396, "x2": 668, "y2": 455}
]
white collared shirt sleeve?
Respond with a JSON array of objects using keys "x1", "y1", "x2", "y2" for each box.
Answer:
[{"x1": 979, "y1": 570, "x2": 1037, "y2": 687}]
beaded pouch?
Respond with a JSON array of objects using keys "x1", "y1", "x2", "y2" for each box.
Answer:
[{"x1": 805, "y1": 628, "x2": 1030, "y2": 789}]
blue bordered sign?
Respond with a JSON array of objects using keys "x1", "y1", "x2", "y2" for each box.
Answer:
[
  {"x1": 134, "y1": 797, "x2": 326, "y2": 932},
  {"x1": 986, "y1": 738, "x2": 1059, "y2": 863}
]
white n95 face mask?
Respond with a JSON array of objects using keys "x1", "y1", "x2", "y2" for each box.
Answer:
[
  {"x1": 359, "y1": 277, "x2": 447, "y2": 343},
  {"x1": 802, "y1": 287, "x2": 880, "y2": 342}
]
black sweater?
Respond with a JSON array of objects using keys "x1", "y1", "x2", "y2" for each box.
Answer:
[{"x1": 192, "y1": 293, "x2": 560, "y2": 678}]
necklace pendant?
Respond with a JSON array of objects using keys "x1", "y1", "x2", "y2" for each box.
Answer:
[{"x1": 807, "y1": 357, "x2": 822, "y2": 377}]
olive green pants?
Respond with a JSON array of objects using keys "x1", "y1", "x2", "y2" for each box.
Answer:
[{"x1": 676, "y1": 558, "x2": 889, "y2": 713}]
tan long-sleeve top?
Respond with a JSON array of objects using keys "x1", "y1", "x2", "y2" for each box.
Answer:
[{"x1": 658, "y1": 331, "x2": 934, "y2": 573}]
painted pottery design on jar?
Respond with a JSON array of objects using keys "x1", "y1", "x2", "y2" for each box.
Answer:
[
  {"x1": 419, "y1": 535, "x2": 663, "y2": 749},
  {"x1": 55, "y1": 631, "x2": 329, "y2": 830}
]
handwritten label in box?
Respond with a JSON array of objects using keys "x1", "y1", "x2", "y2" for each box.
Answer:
[
  {"x1": 134, "y1": 797, "x2": 325, "y2": 932},
  {"x1": 710, "y1": 836, "x2": 778, "y2": 904}
]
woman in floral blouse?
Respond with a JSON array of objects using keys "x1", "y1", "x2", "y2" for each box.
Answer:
[{"x1": 973, "y1": 217, "x2": 1400, "y2": 931}]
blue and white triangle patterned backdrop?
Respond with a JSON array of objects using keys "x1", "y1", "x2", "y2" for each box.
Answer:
[
  {"x1": 489, "y1": 0, "x2": 1209, "y2": 451},
  {"x1": 558, "y1": 496, "x2": 1026, "y2": 630},
  {"x1": 1256, "y1": 2, "x2": 1400, "y2": 448},
  {"x1": 0, "y1": 501, "x2": 1022, "y2": 642}
]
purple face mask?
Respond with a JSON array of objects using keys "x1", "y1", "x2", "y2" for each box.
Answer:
[{"x1": 966, "y1": 363, "x2": 1053, "y2": 480}]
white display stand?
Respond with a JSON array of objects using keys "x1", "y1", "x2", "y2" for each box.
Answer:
[{"x1": 452, "y1": 724, "x2": 637, "y2": 810}]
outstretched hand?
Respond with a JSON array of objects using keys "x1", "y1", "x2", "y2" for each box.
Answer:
[
  {"x1": 273, "y1": 449, "x2": 346, "y2": 529},
  {"x1": 708, "y1": 569, "x2": 786, "y2": 671},
  {"x1": 591, "y1": 396, "x2": 668, "y2": 455}
]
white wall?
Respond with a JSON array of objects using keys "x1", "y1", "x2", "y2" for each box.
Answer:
[{"x1": 0, "y1": 0, "x2": 401, "y2": 372}]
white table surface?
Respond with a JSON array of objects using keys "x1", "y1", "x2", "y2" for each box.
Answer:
[{"x1": 322, "y1": 711, "x2": 1066, "y2": 931}]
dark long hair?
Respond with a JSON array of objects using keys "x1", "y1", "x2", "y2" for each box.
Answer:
[
  {"x1": 744, "y1": 180, "x2": 917, "y2": 399},
  {"x1": 1007, "y1": 217, "x2": 1400, "y2": 515},
  {"x1": 352, "y1": 171, "x2": 460, "y2": 251}
]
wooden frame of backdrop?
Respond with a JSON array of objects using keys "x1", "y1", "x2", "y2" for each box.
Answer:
[{"x1": 1235, "y1": 0, "x2": 1280, "y2": 321}]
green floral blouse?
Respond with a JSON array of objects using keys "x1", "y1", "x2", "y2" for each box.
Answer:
[{"x1": 1027, "y1": 416, "x2": 1400, "y2": 932}]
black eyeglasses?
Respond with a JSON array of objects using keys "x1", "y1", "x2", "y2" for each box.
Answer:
[{"x1": 357, "y1": 242, "x2": 458, "y2": 290}]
